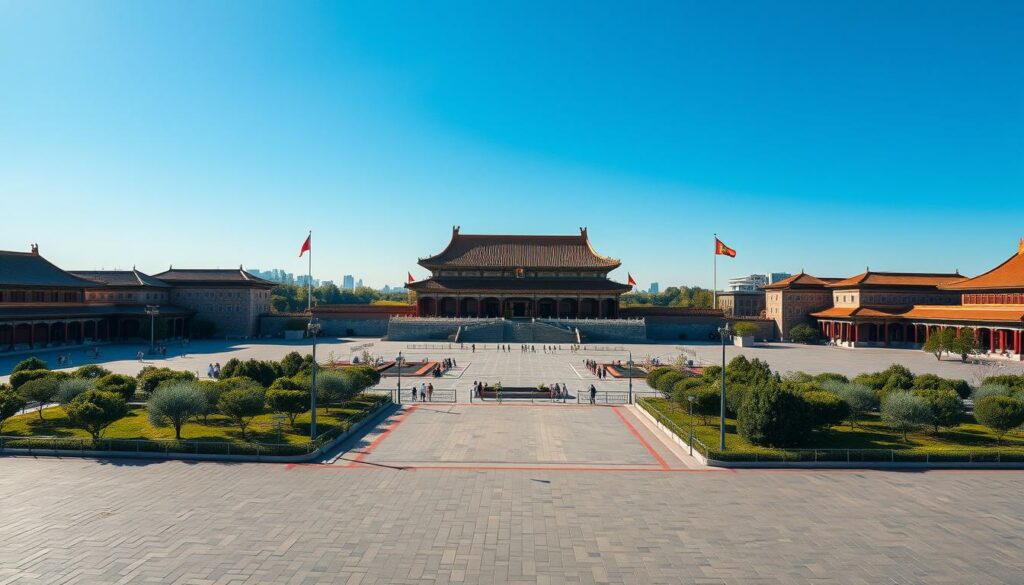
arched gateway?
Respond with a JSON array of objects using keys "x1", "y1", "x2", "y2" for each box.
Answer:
[{"x1": 406, "y1": 227, "x2": 632, "y2": 318}]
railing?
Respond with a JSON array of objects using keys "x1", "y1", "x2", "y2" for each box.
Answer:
[
  {"x1": 636, "y1": 399, "x2": 711, "y2": 457},
  {"x1": 577, "y1": 390, "x2": 630, "y2": 404}
]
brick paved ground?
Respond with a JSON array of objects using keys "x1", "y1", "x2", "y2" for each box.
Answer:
[{"x1": 3, "y1": 403, "x2": 1024, "y2": 584}]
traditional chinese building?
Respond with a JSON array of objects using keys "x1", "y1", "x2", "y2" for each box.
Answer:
[
  {"x1": 762, "y1": 272, "x2": 841, "y2": 340},
  {"x1": 406, "y1": 227, "x2": 631, "y2": 318}
]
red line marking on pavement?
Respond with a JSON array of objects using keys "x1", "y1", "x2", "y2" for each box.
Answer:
[
  {"x1": 286, "y1": 463, "x2": 733, "y2": 473},
  {"x1": 613, "y1": 407, "x2": 670, "y2": 470},
  {"x1": 348, "y1": 405, "x2": 418, "y2": 463}
]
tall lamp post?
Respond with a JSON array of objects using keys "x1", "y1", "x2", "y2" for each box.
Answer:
[
  {"x1": 687, "y1": 394, "x2": 695, "y2": 456},
  {"x1": 308, "y1": 317, "x2": 321, "y2": 439},
  {"x1": 717, "y1": 325, "x2": 731, "y2": 451},
  {"x1": 396, "y1": 351, "x2": 403, "y2": 404},
  {"x1": 145, "y1": 305, "x2": 159, "y2": 354},
  {"x1": 627, "y1": 351, "x2": 633, "y2": 404}
]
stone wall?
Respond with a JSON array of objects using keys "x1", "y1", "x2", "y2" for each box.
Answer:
[
  {"x1": 260, "y1": 314, "x2": 389, "y2": 337},
  {"x1": 170, "y1": 286, "x2": 267, "y2": 337},
  {"x1": 644, "y1": 315, "x2": 725, "y2": 341}
]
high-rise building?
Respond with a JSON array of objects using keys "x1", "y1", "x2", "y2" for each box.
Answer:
[
  {"x1": 342, "y1": 275, "x2": 355, "y2": 290},
  {"x1": 356, "y1": 278, "x2": 363, "y2": 289},
  {"x1": 649, "y1": 282, "x2": 659, "y2": 294}
]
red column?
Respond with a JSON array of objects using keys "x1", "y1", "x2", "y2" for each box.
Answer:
[
  {"x1": 854, "y1": 323, "x2": 859, "y2": 343},
  {"x1": 999, "y1": 329, "x2": 1005, "y2": 352},
  {"x1": 990, "y1": 328, "x2": 996, "y2": 353}
]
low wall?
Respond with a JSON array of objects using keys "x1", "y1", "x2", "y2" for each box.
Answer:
[
  {"x1": 726, "y1": 318, "x2": 776, "y2": 341},
  {"x1": 260, "y1": 315, "x2": 388, "y2": 337},
  {"x1": 645, "y1": 315, "x2": 725, "y2": 341}
]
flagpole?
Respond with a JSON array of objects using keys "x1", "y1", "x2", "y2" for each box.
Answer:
[
  {"x1": 307, "y1": 230, "x2": 312, "y2": 313},
  {"x1": 713, "y1": 233, "x2": 717, "y2": 310}
]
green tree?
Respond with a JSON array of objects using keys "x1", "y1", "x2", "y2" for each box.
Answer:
[
  {"x1": 655, "y1": 371, "x2": 685, "y2": 394},
  {"x1": 803, "y1": 391, "x2": 850, "y2": 430},
  {"x1": 94, "y1": 374, "x2": 138, "y2": 401},
  {"x1": 880, "y1": 391, "x2": 930, "y2": 441},
  {"x1": 789, "y1": 323, "x2": 819, "y2": 344},
  {"x1": 218, "y1": 386, "x2": 266, "y2": 439},
  {"x1": 136, "y1": 367, "x2": 197, "y2": 396},
  {"x1": 832, "y1": 382, "x2": 876, "y2": 428},
  {"x1": 973, "y1": 395, "x2": 1024, "y2": 444},
  {"x1": 73, "y1": 364, "x2": 111, "y2": 379},
  {"x1": 279, "y1": 352, "x2": 305, "y2": 377},
  {"x1": 0, "y1": 385, "x2": 26, "y2": 433},
  {"x1": 197, "y1": 380, "x2": 224, "y2": 423},
  {"x1": 12, "y1": 357, "x2": 48, "y2": 374},
  {"x1": 147, "y1": 381, "x2": 208, "y2": 440},
  {"x1": 10, "y1": 368, "x2": 64, "y2": 390},
  {"x1": 732, "y1": 322, "x2": 758, "y2": 337},
  {"x1": 737, "y1": 385, "x2": 812, "y2": 447},
  {"x1": 673, "y1": 385, "x2": 719, "y2": 425},
  {"x1": 18, "y1": 378, "x2": 61, "y2": 420},
  {"x1": 913, "y1": 389, "x2": 962, "y2": 433},
  {"x1": 219, "y1": 359, "x2": 282, "y2": 387},
  {"x1": 267, "y1": 389, "x2": 310, "y2": 426},
  {"x1": 65, "y1": 390, "x2": 129, "y2": 440},
  {"x1": 645, "y1": 366, "x2": 675, "y2": 389},
  {"x1": 922, "y1": 328, "x2": 956, "y2": 361},
  {"x1": 972, "y1": 383, "x2": 1012, "y2": 405},
  {"x1": 55, "y1": 378, "x2": 95, "y2": 405},
  {"x1": 949, "y1": 328, "x2": 980, "y2": 362}
]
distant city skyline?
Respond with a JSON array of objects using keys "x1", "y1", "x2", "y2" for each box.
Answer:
[{"x1": 2, "y1": 3, "x2": 1021, "y2": 286}]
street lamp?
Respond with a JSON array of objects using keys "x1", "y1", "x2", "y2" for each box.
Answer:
[
  {"x1": 307, "y1": 317, "x2": 321, "y2": 439},
  {"x1": 145, "y1": 305, "x2": 160, "y2": 354},
  {"x1": 687, "y1": 394, "x2": 695, "y2": 456},
  {"x1": 627, "y1": 351, "x2": 633, "y2": 404},
  {"x1": 396, "y1": 351, "x2": 403, "y2": 405},
  {"x1": 717, "y1": 325, "x2": 732, "y2": 451}
]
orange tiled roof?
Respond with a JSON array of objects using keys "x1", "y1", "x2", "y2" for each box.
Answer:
[
  {"x1": 901, "y1": 304, "x2": 1024, "y2": 323},
  {"x1": 761, "y1": 272, "x2": 840, "y2": 290},
  {"x1": 418, "y1": 227, "x2": 620, "y2": 270},
  {"x1": 827, "y1": 271, "x2": 964, "y2": 289},
  {"x1": 940, "y1": 246, "x2": 1024, "y2": 291},
  {"x1": 810, "y1": 306, "x2": 909, "y2": 319}
]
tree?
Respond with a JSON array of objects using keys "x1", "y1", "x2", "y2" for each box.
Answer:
[
  {"x1": 645, "y1": 366, "x2": 675, "y2": 390},
  {"x1": 726, "y1": 356, "x2": 773, "y2": 387},
  {"x1": 269, "y1": 377, "x2": 304, "y2": 391},
  {"x1": 311, "y1": 371, "x2": 352, "y2": 411},
  {"x1": 914, "y1": 389, "x2": 962, "y2": 433},
  {"x1": 220, "y1": 359, "x2": 282, "y2": 387},
  {"x1": 94, "y1": 374, "x2": 138, "y2": 401},
  {"x1": 64, "y1": 390, "x2": 128, "y2": 440},
  {"x1": 972, "y1": 383, "x2": 1012, "y2": 405},
  {"x1": 12, "y1": 357, "x2": 47, "y2": 374},
  {"x1": 0, "y1": 385, "x2": 26, "y2": 433},
  {"x1": 218, "y1": 386, "x2": 266, "y2": 439},
  {"x1": 147, "y1": 382, "x2": 208, "y2": 440},
  {"x1": 803, "y1": 391, "x2": 850, "y2": 430},
  {"x1": 973, "y1": 395, "x2": 1024, "y2": 444},
  {"x1": 73, "y1": 365, "x2": 111, "y2": 379},
  {"x1": 654, "y1": 371, "x2": 685, "y2": 394},
  {"x1": 673, "y1": 385, "x2": 719, "y2": 425},
  {"x1": 197, "y1": 380, "x2": 224, "y2": 423},
  {"x1": 280, "y1": 352, "x2": 305, "y2": 377},
  {"x1": 737, "y1": 385, "x2": 812, "y2": 447},
  {"x1": 789, "y1": 323, "x2": 819, "y2": 344},
  {"x1": 18, "y1": 378, "x2": 60, "y2": 420},
  {"x1": 880, "y1": 392, "x2": 930, "y2": 441},
  {"x1": 10, "y1": 368, "x2": 64, "y2": 390},
  {"x1": 267, "y1": 389, "x2": 310, "y2": 426},
  {"x1": 949, "y1": 328, "x2": 980, "y2": 362},
  {"x1": 56, "y1": 378, "x2": 95, "y2": 405},
  {"x1": 733, "y1": 322, "x2": 758, "y2": 338},
  {"x1": 833, "y1": 383, "x2": 876, "y2": 428},
  {"x1": 922, "y1": 328, "x2": 956, "y2": 361},
  {"x1": 136, "y1": 367, "x2": 197, "y2": 396}
]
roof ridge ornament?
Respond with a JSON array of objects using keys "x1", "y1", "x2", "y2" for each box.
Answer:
[{"x1": 1018, "y1": 237, "x2": 1024, "y2": 255}]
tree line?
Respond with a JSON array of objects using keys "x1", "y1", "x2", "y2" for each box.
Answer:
[
  {"x1": 271, "y1": 283, "x2": 411, "y2": 313},
  {"x1": 620, "y1": 286, "x2": 714, "y2": 308}
]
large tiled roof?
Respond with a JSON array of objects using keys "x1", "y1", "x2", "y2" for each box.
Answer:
[
  {"x1": 70, "y1": 269, "x2": 169, "y2": 288},
  {"x1": 761, "y1": 272, "x2": 840, "y2": 290},
  {"x1": 940, "y1": 246, "x2": 1024, "y2": 291},
  {"x1": 827, "y1": 271, "x2": 964, "y2": 289},
  {"x1": 0, "y1": 304, "x2": 194, "y2": 320},
  {"x1": 406, "y1": 277, "x2": 632, "y2": 294},
  {"x1": 811, "y1": 306, "x2": 910, "y2": 319},
  {"x1": 153, "y1": 268, "x2": 275, "y2": 287},
  {"x1": 0, "y1": 250, "x2": 98, "y2": 288},
  {"x1": 418, "y1": 228, "x2": 620, "y2": 270},
  {"x1": 901, "y1": 305, "x2": 1024, "y2": 323}
]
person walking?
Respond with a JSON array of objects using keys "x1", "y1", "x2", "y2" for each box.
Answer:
[
  {"x1": 411, "y1": 386, "x2": 418, "y2": 402},
  {"x1": 589, "y1": 384, "x2": 597, "y2": 405},
  {"x1": 427, "y1": 383, "x2": 434, "y2": 402}
]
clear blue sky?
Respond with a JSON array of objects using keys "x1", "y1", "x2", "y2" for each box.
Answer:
[{"x1": 1, "y1": 1, "x2": 1022, "y2": 289}]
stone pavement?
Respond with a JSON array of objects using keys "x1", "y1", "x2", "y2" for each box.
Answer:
[{"x1": 4, "y1": 400, "x2": 1024, "y2": 584}]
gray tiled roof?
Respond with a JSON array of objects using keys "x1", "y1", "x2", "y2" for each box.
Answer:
[
  {"x1": 153, "y1": 268, "x2": 275, "y2": 287},
  {"x1": 419, "y1": 229, "x2": 621, "y2": 270},
  {"x1": 70, "y1": 270, "x2": 170, "y2": 288},
  {"x1": 0, "y1": 251, "x2": 98, "y2": 288}
]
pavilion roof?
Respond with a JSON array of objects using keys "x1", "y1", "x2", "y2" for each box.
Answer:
[
  {"x1": 811, "y1": 305, "x2": 910, "y2": 319},
  {"x1": 0, "y1": 250, "x2": 99, "y2": 288},
  {"x1": 939, "y1": 243, "x2": 1024, "y2": 291},
  {"x1": 418, "y1": 227, "x2": 621, "y2": 270},
  {"x1": 153, "y1": 268, "x2": 275, "y2": 287},
  {"x1": 406, "y1": 277, "x2": 632, "y2": 294},
  {"x1": 761, "y1": 272, "x2": 840, "y2": 290},
  {"x1": 826, "y1": 271, "x2": 964, "y2": 289},
  {"x1": 70, "y1": 269, "x2": 170, "y2": 288}
]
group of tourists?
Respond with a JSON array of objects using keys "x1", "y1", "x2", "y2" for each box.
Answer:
[
  {"x1": 430, "y1": 357, "x2": 457, "y2": 377},
  {"x1": 207, "y1": 362, "x2": 222, "y2": 379},
  {"x1": 546, "y1": 382, "x2": 569, "y2": 401},
  {"x1": 584, "y1": 359, "x2": 608, "y2": 379},
  {"x1": 410, "y1": 382, "x2": 434, "y2": 402}
]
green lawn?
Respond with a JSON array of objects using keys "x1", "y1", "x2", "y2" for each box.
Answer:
[
  {"x1": 639, "y1": 397, "x2": 1024, "y2": 462},
  {"x1": 1, "y1": 394, "x2": 388, "y2": 447}
]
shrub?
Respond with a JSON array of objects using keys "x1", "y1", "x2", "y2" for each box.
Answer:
[
  {"x1": 280, "y1": 352, "x2": 305, "y2": 377},
  {"x1": 945, "y1": 379, "x2": 972, "y2": 400},
  {"x1": 190, "y1": 319, "x2": 217, "y2": 339},
  {"x1": 197, "y1": 380, "x2": 224, "y2": 422},
  {"x1": 724, "y1": 383, "x2": 750, "y2": 417},
  {"x1": 973, "y1": 383, "x2": 1012, "y2": 405},
  {"x1": 814, "y1": 372, "x2": 849, "y2": 385},
  {"x1": 10, "y1": 368, "x2": 65, "y2": 390},
  {"x1": 266, "y1": 389, "x2": 310, "y2": 426},
  {"x1": 726, "y1": 356, "x2": 774, "y2": 387},
  {"x1": 0, "y1": 386, "x2": 26, "y2": 433},
  {"x1": 94, "y1": 374, "x2": 138, "y2": 401},
  {"x1": 311, "y1": 371, "x2": 352, "y2": 410},
  {"x1": 64, "y1": 390, "x2": 129, "y2": 440},
  {"x1": 913, "y1": 389, "x2": 962, "y2": 433},
  {"x1": 343, "y1": 364, "x2": 381, "y2": 390},
  {"x1": 220, "y1": 359, "x2": 282, "y2": 387},
  {"x1": 12, "y1": 357, "x2": 48, "y2": 374},
  {"x1": 646, "y1": 366, "x2": 675, "y2": 390},
  {"x1": 269, "y1": 377, "x2": 304, "y2": 391},
  {"x1": 673, "y1": 385, "x2": 719, "y2": 425},
  {"x1": 671, "y1": 376, "x2": 704, "y2": 398},
  {"x1": 217, "y1": 386, "x2": 266, "y2": 439},
  {"x1": 912, "y1": 374, "x2": 972, "y2": 400},
  {"x1": 980, "y1": 375, "x2": 1024, "y2": 395},
  {"x1": 803, "y1": 391, "x2": 850, "y2": 430},
  {"x1": 737, "y1": 385, "x2": 812, "y2": 447},
  {"x1": 880, "y1": 391, "x2": 930, "y2": 441},
  {"x1": 17, "y1": 377, "x2": 61, "y2": 419},
  {"x1": 137, "y1": 367, "x2": 197, "y2": 396},
  {"x1": 56, "y1": 378, "x2": 95, "y2": 405},
  {"x1": 732, "y1": 322, "x2": 758, "y2": 338},
  {"x1": 73, "y1": 365, "x2": 111, "y2": 379},
  {"x1": 700, "y1": 365, "x2": 722, "y2": 384},
  {"x1": 831, "y1": 382, "x2": 876, "y2": 427},
  {"x1": 789, "y1": 323, "x2": 819, "y2": 344},
  {"x1": 147, "y1": 381, "x2": 208, "y2": 440},
  {"x1": 655, "y1": 371, "x2": 685, "y2": 394},
  {"x1": 973, "y1": 396, "x2": 1024, "y2": 444}
]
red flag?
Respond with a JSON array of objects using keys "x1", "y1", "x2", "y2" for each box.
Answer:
[
  {"x1": 407, "y1": 272, "x2": 415, "y2": 283},
  {"x1": 627, "y1": 273, "x2": 636, "y2": 287},
  {"x1": 715, "y1": 238, "x2": 736, "y2": 257},
  {"x1": 299, "y1": 234, "x2": 311, "y2": 257}
]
